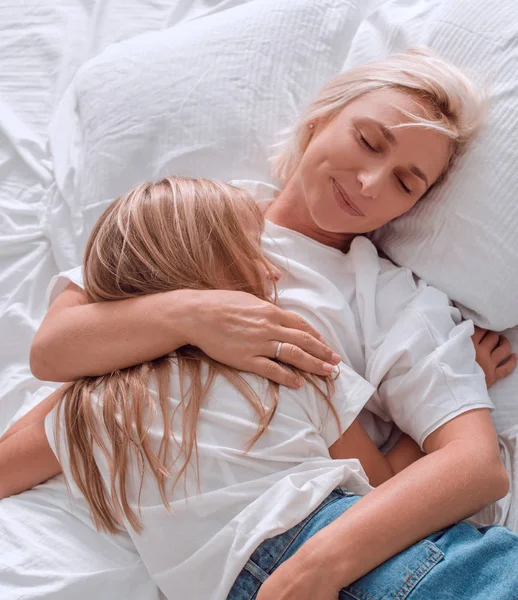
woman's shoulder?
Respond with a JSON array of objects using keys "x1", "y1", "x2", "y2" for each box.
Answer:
[
  {"x1": 349, "y1": 236, "x2": 419, "y2": 289},
  {"x1": 349, "y1": 236, "x2": 452, "y2": 319}
]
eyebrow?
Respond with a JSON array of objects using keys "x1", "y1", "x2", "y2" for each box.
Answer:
[
  {"x1": 409, "y1": 165, "x2": 428, "y2": 187},
  {"x1": 367, "y1": 118, "x2": 429, "y2": 187}
]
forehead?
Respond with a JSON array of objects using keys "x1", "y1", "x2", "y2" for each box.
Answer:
[
  {"x1": 337, "y1": 88, "x2": 452, "y2": 184},
  {"x1": 343, "y1": 88, "x2": 429, "y2": 121}
]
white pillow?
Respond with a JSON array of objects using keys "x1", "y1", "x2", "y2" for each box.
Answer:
[
  {"x1": 345, "y1": 0, "x2": 518, "y2": 331},
  {"x1": 47, "y1": 0, "x2": 367, "y2": 267}
]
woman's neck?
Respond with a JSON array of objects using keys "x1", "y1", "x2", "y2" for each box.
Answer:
[{"x1": 264, "y1": 176, "x2": 355, "y2": 252}]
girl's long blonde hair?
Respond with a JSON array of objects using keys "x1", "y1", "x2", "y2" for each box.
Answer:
[{"x1": 54, "y1": 177, "x2": 337, "y2": 533}]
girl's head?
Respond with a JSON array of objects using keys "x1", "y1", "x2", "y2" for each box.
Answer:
[
  {"x1": 272, "y1": 48, "x2": 485, "y2": 236},
  {"x1": 84, "y1": 177, "x2": 275, "y2": 303}
]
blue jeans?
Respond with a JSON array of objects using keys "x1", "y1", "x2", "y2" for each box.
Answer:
[{"x1": 227, "y1": 488, "x2": 518, "y2": 599}]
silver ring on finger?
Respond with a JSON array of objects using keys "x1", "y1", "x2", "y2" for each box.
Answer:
[{"x1": 275, "y1": 341, "x2": 283, "y2": 360}]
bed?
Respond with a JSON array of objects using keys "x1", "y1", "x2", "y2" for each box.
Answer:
[{"x1": 1, "y1": 0, "x2": 518, "y2": 597}]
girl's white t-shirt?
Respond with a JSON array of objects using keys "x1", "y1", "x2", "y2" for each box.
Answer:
[
  {"x1": 45, "y1": 180, "x2": 494, "y2": 600},
  {"x1": 46, "y1": 355, "x2": 375, "y2": 600}
]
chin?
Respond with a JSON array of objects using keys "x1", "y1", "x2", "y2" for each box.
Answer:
[
  {"x1": 313, "y1": 216, "x2": 346, "y2": 234},
  {"x1": 348, "y1": 222, "x2": 376, "y2": 235},
  {"x1": 315, "y1": 214, "x2": 367, "y2": 236}
]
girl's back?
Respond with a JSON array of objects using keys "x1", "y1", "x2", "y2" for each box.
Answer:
[{"x1": 47, "y1": 361, "x2": 373, "y2": 599}]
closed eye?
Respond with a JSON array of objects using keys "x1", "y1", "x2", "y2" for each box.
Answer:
[
  {"x1": 358, "y1": 134, "x2": 379, "y2": 154},
  {"x1": 396, "y1": 175, "x2": 412, "y2": 195}
]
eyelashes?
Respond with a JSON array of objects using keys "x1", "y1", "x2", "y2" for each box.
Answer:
[
  {"x1": 358, "y1": 133, "x2": 378, "y2": 153},
  {"x1": 396, "y1": 176, "x2": 411, "y2": 194},
  {"x1": 356, "y1": 130, "x2": 413, "y2": 195}
]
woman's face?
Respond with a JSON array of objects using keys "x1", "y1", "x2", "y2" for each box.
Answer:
[{"x1": 296, "y1": 88, "x2": 452, "y2": 235}]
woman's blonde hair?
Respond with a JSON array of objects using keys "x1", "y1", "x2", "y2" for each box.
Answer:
[
  {"x1": 54, "y1": 177, "x2": 337, "y2": 533},
  {"x1": 272, "y1": 48, "x2": 485, "y2": 189}
]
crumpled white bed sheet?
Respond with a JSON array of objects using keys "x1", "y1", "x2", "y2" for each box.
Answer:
[{"x1": 0, "y1": 1, "x2": 517, "y2": 598}]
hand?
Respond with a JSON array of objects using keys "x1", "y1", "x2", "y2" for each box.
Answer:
[
  {"x1": 472, "y1": 326, "x2": 517, "y2": 387},
  {"x1": 184, "y1": 290, "x2": 341, "y2": 388},
  {"x1": 256, "y1": 550, "x2": 339, "y2": 600}
]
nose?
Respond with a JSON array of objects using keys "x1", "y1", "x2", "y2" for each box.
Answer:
[{"x1": 357, "y1": 167, "x2": 385, "y2": 199}]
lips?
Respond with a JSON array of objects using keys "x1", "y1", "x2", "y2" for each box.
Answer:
[{"x1": 332, "y1": 179, "x2": 364, "y2": 217}]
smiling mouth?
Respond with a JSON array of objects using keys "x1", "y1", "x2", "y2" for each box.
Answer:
[{"x1": 332, "y1": 179, "x2": 365, "y2": 217}]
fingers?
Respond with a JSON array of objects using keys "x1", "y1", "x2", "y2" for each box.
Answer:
[
  {"x1": 276, "y1": 309, "x2": 342, "y2": 366},
  {"x1": 273, "y1": 341, "x2": 336, "y2": 377},
  {"x1": 480, "y1": 331, "x2": 501, "y2": 352},
  {"x1": 495, "y1": 354, "x2": 518, "y2": 381},
  {"x1": 253, "y1": 358, "x2": 303, "y2": 389},
  {"x1": 274, "y1": 325, "x2": 341, "y2": 366},
  {"x1": 491, "y1": 336, "x2": 512, "y2": 366},
  {"x1": 472, "y1": 326, "x2": 487, "y2": 344},
  {"x1": 472, "y1": 328, "x2": 516, "y2": 387},
  {"x1": 280, "y1": 311, "x2": 328, "y2": 345}
]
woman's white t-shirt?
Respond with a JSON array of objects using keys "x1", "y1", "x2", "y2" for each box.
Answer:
[{"x1": 45, "y1": 180, "x2": 494, "y2": 599}]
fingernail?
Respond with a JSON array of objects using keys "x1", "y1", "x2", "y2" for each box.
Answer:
[
  {"x1": 322, "y1": 363, "x2": 333, "y2": 372},
  {"x1": 331, "y1": 352, "x2": 341, "y2": 364},
  {"x1": 319, "y1": 335, "x2": 326, "y2": 344}
]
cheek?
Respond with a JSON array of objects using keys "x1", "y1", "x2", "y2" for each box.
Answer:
[
  {"x1": 303, "y1": 129, "x2": 348, "y2": 172},
  {"x1": 368, "y1": 188, "x2": 417, "y2": 230},
  {"x1": 299, "y1": 143, "x2": 325, "y2": 178},
  {"x1": 385, "y1": 193, "x2": 419, "y2": 221},
  {"x1": 297, "y1": 151, "x2": 328, "y2": 207}
]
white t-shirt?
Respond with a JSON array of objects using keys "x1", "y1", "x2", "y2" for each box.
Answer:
[
  {"x1": 46, "y1": 361, "x2": 375, "y2": 599},
  {"x1": 45, "y1": 180, "x2": 494, "y2": 598}
]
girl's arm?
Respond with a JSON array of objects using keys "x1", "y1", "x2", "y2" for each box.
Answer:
[
  {"x1": 257, "y1": 408, "x2": 508, "y2": 599},
  {"x1": 0, "y1": 389, "x2": 64, "y2": 499},
  {"x1": 30, "y1": 284, "x2": 339, "y2": 388},
  {"x1": 330, "y1": 419, "x2": 424, "y2": 486}
]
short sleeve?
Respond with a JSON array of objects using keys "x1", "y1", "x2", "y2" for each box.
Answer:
[
  {"x1": 46, "y1": 266, "x2": 84, "y2": 308},
  {"x1": 318, "y1": 365, "x2": 375, "y2": 448},
  {"x1": 365, "y1": 284, "x2": 494, "y2": 449},
  {"x1": 347, "y1": 238, "x2": 494, "y2": 450}
]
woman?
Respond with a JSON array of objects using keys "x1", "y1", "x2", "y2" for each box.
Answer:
[{"x1": 26, "y1": 48, "x2": 517, "y2": 598}]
